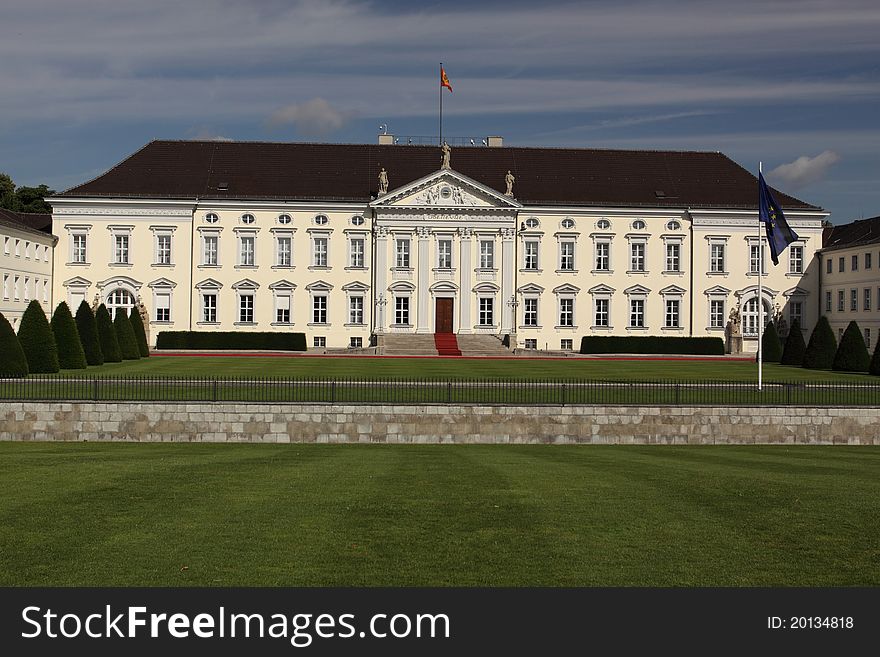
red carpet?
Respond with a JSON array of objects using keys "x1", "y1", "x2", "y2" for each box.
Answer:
[{"x1": 434, "y1": 333, "x2": 462, "y2": 356}]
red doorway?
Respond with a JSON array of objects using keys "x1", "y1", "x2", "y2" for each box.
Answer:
[{"x1": 435, "y1": 297, "x2": 454, "y2": 333}]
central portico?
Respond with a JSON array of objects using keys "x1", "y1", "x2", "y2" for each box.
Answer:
[{"x1": 370, "y1": 167, "x2": 521, "y2": 337}]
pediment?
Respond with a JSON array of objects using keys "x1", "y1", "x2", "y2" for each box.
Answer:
[
  {"x1": 783, "y1": 286, "x2": 810, "y2": 297},
  {"x1": 552, "y1": 284, "x2": 581, "y2": 295},
  {"x1": 659, "y1": 285, "x2": 686, "y2": 296},
  {"x1": 269, "y1": 279, "x2": 297, "y2": 290},
  {"x1": 96, "y1": 275, "x2": 143, "y2": 290},
  {"x1": 371, "y1": 169, "x2": 521, "y2": 210},
  {"x1": 148, "y1": 277, "x2": 177, "y2": 289},
  {"x1": 306, "y1": 280, "x2": 333, "y2": 291},
  {"x1": 63, "y1": 276, "x2": 92, "y2": 288},
  {"x1": 624, "y1": 284, "x2": 652, "y2": 296},
  {"x1": 704, "y1": 285, "x2": 731, "y2": 296},
  {"x1": 588, "y1": 284, "x2": 616, "y2": 295},
  {"x1": 517, "y1": 283, "x2": 545, "y2": 294},
  {"x1": 195, "y1": 278, "x2": 223, "y2": 290},
  {"x1": 232, "y1": 278, "x2": 260, "y2": 290},
  {"x1": 342, "y1": 281, "x2": 370, "y2": 292}
]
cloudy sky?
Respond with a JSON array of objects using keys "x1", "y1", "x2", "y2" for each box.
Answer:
[{"x1": 2, "y1": 0, "x2": 878, "y2": 222}]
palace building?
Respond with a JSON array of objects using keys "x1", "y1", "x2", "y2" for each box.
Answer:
[
  {"x1": 48, "y1": 135, "x2": 828, "y2": 353},
  {"x1": 0, "y1": 208, "x2": 56, "y2": 328}
]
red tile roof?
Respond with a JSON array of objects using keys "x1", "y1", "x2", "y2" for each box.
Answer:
[{"x1": 0, "y1": 208, "x2": 53, "y2": 237}]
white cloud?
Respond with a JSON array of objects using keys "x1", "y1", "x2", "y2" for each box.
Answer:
[
  {"x1": 267, "y1": 98, "x2": 350, "y2": 137},
  {"x1": 768, "y1": 151, "x2": 842, "y2": 189}
]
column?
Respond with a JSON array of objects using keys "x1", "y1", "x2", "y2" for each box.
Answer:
[
  {"x1": 458, "y1": 227, "x2": 473, "y2": 333},
  {"x1": 417, "y1": 226, "x2": 432, "y2": 333},
  {"x1": 374, "y1": 226, "x2": 389, "y2": 333},
  {"x1": 501, "y1": 227, "x2": 515, "y2": 335}
]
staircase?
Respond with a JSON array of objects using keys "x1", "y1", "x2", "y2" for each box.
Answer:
[
  {"x1": 456, "y1": 334, "x2": 512, "y2": 357},
  {"x1": 381, "y1": 334, "x2": 438, "y2": 356},
  {"x1": 434, "y1": 333, "x2": 462, "y2": 356}
]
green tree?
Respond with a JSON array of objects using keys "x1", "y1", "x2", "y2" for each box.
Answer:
[
  {"x1": 760, "y1": 321, "x2": 782, "y2": 363},
  {"x1": 0, "y1": 312, "x2": 28, "y2": 377},
  {"x1": 50, "y1": 302, "x2": 87, "y2": 369},
  {"x1": 0, "y1": 173, "x2": 55, "y2": 213},
  {"x1": 832, "y1": 321, "x2": 870, "y2": 372},
  {"x1": 780, "y1": 319, "x2": 806, "y2": 367},
  {"x1": 17, "y1": 300, "x2": 59, "y2": 373},
  {"x1": 114, "y1": 311, "x2": 140, "y2": 360},
  {"x1": 75, "y1": 301, "x2": 103, "y2": 366},
  {"x1": 870, "y1": 337, "x2": 880, "y2": 376},
  {"x1": 802, "y1": 316, "x2": 837, "y2": 370},
  {"x1": 96, "y1": 304, "x2": 122, "y2": 363},
  {"x1": 129, "y1": 307, "x2": 150, "y2": 357}
]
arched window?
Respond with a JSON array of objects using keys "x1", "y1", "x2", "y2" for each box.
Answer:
[
  {"x1": 742, "y1": 297, "x2": 770, "y2": 337},
  {"x1": 107, "y1": 288, "x2": 135, "y2": 320}
]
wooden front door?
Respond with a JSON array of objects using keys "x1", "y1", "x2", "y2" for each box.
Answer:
[{"x1": 435, "y1": 298, "x2": 454, "y2": 333}]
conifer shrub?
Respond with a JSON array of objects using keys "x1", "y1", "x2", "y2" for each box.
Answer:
[
  {"x1": 0, "y1": 312, "x2": 28, "y2": 377},
  {"x1": 780, "y1": 319, "x2": 806, "y2": 367},
  {"x1": 75, "y1": 301, "x2": 103, "y2": 366},
  {"x1": 114, "y1": 311, "x2": 140, "y2": 360},
  {"x1": 95, "y1": 304, "x2": 122, "y2": 363},
  {"x1": 832, "y1": 320, "x2": 870, "y2": 372},
  {"x1": 760, "y1": 321, "x2": 782, "y2": 363},
  {"x1": 802, "y1": 316, "x2": 837, "y2": 370},
  {"x1": 50, "y1": 302, "x2": 87, "y2": 369},
  {"x1": 129, "y1": 307, "x2": 150, "y2": 357},
  {"x1": 870, "y1": 337, "x2": 880, "y2": 376},
  {"x1": 17, "y1": 300, "x2": 59, "y2": 373}
]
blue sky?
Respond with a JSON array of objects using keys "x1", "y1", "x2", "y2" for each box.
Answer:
[{"x1": 2, "y1": 0, "x2": 879, "y2": 222}]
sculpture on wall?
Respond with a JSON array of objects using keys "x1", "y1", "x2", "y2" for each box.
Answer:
[
  {"x1": 378, "y1": 167, "x2": 389, "y2": 195},
  {"x1": 440, "y1": 142, "x2": 451, "y2": 169},
  {"x1": 725, "y1": 307, "x2": 743, "y2": 354},
  {"x1": 505, "y1": 170, "x2": 515, "y2": 197}
]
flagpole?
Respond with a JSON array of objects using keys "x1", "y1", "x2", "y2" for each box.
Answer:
[
  {"x1": 439, "y1": 62, "x2": 443, "y2": 147},
  {"x1": 758, "y1": 162, "x2": 763, "y2": 392}
]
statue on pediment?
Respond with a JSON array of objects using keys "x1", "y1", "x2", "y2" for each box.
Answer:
[
  {"x1": 378, "y1": 167, "x2": 389, "y2": 195},
  {"x1": 440, "y1": 142, "x2": 451, "y2": 169},
  {"x1": 505, "y1": 170, "x2": 515, "y2": 197}
]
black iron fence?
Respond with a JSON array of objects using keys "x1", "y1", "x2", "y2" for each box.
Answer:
[{"x1": 1, "y1": 376, "x2": 879, "y2": 406}]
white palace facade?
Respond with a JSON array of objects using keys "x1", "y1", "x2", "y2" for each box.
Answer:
[{"x1": 48, "y1": 136, "x2": 829, "y2": 352}]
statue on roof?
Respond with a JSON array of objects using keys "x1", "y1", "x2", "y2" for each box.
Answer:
[
  {"x1": 378, "y1": 167, "x2": 389, "y2": 195},
  {"x1": 505, "y1": 170, "x2": 515, "y2": 197},
  {"x1": 440, "y1": 142, "x2": 451, "y2": 169}
]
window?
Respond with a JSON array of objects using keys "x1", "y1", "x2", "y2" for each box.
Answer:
[
  {"x1": 561, "y1": 218, "x2": 575, "y2": 229},
  {"x1": 561, "y1": 339, "x2": 573, "y2": 351},
  {"x1": 838, "y1": 290, "x2": 845, "y2": 312},
  {"x1": 595, "y1": 242, "x2": 610, "y2": 271},
  {"x1": 852, "y1": 255, "x2": 859, "y2": 271},
  {"x1": 107, "y1": 288, "x2": 135, "y2": 320},
  {"x1": 479, "y1": 240, "x2": 494, "y2": 269},
  {"x1": 396, "y1": 238, "x2": 410, "y2": 268},
  {"x1": 350, "y1": 337, "x2": 363, "y2": 348},
  {"x1": 349, "y1": 238, "x2": 364, "y2": 268},
  {"x1": 205, "y1": 213, "x2": 219, "y2": 224},
  {"x1": 349, "y1": 296, "x2": 364, "y2": 324},
  {"x1": 479, "y1": 298, "x2": 494, "y2": 325},
  {"x1": 525, "y1": 218, "x2": 540, "y2": 229},
  {"x1": 524, "y1": 339, "x2": 537, "y2": 349},
  {"x1": 560, "y1": 241, "x2": 575, "y2": 270},
  {"x1": 629, "y1": 299, "x2": 645, "y2": 328},
  {"x1": 743, "y1": 298, "x2": 763, "y2": 337},
  {"x1": 2, "y1": 274, "x2": 8, "y2": 300},
  {"x1": 866, "y1": 328, "x2": 872, "y2": 349},
  {"x1": 594, "y1": 298, "x2": 609, "y2": 327},
  {"x1": 277, "y1": 236, "x2": 292, "y2": 267},
  {"x1": 395, "y1": 296, "x2": 410, "y2": 325},
  {"x1": 202, "y1": 293, "x2": 217, "y2": 323},
  {"x1": 13, "y1": 276, "x2": 19, "y2": 300},
  {"x1": 825, "y1": 291, "x2": 832, "y2": 312},
  {"x1": 313, "y1": 295, "x2": 328, "y2": 324},
  {"x1": 665, "y1": 299, "x2": 680, "y2": 328},
  {"x1": 867, "y1": 252, "x2": 873, "y2": 270},
  {"x1": 559, "y1": 298, "x2": 574, "y2": 326},
  {"x1": 789, "y1": 245, "x2": 803, "y2": 274},
  {"x1": 597, "y1": 219, "x2": 610, "y2": 230},
  {"x1": 523, "y1": 298, "x2": 538, "y2": 326},
  {"x1": 203, "y1": 235, "x2": 218, "y2": 265},
  {"x1": 666, "y1": 221, "x2": 681, "y2": 231},
  {"x1": 15, "y1": 239, "x2": 20, "y2": 257},
  {"x1": 156, "y1": 234, "x2": 172, "y2": 265},
  {"x1": 826, "y1": 259, "x2": 833, "y2": 274},
  {"x1": 155, "y1": 293, "x2": 171, "y2": 322},
  {"x1": 72, "y1": 234, "x2": 87, "y2": 263},
  {"x1": 839, "y1": 257, "x2": 845, "y2": 273},
  {"x1": 23, "y1": 277, "x2": 29, "y2": 301},
  {"x1": 851, "y1": 289, "x2": 858, "y2": 312},
  {"x1": 314, "y1": 215, "x2": 329, "y2": 226},
  {"x1": 437, "y1": 239, "x2": 452, "y2": 269},
  {"x1": 710, "y1": 299, "x2": 725, "y2": 329},
  {"x1": 114, "y1": 235, "x2": 129, "y2": 264},
  {"x1": 665, "y1": 243, "x2": 680, "y2": 272},
  {"x1": 275, "y1": 295, "x2": 291, "y2": 324},
  {"x1": 789, "y1": 301, "x2": 803, "y2": 327},
  {"x1": 313, "y1": 336, "x2": 326, "y2": 348},
  {"x1": 238, "y1": 294, "x2": 254, "y2": 323},
  {"x1": 313, "y1": 237, "x2": 328, "y2": 267},
  {"x1": 632, "y1": 220, "x2": 646, "y2": 230},
  {"x1": 278, "y1": 214, "x2": 292, "y2": 225},
  {"x1": 239, "y1": 236, "x2": 255, "y2": 266},
  {"x1": 865, "y1": 288, "x2": 872, "y2": 312},
  {"x1": 524, "y1": 241, "x2": 539, "y2": 270},
  {"x1": 749, "y1": 244, "x2": 762, "y2": 274},
  {"x1": 351, "y1": 215, "x2": 365, "y2": 226},
  {"x1": 3, "y1": 237, "x2": 8, "y2": 254},
  {"x1": 630, "y1": 242, "x2": 645, "y2": 272},
  {"x1": 241, "y1": 213, "x2": 255, "y2": 225},
  {"x1": 710, "y1": 243, "x2": 725, "y2": 272}
]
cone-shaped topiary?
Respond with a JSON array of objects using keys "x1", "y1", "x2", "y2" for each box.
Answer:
[
  {"x1": 17, "y1": 300, "x2": 59, "y2": 373},
  {"x1": 75, "y1": 300, "x2": 103, "y2": 366},
  {"x1": 760, "y1": 321, "x2": 782, "y2": 363},
  {"x1": 870, "y1": 336, "x2": 880, "y2": 376},
  {"x1": 833, "y1": 320, "x2": 870, "y2": 372},
  {"x1": 802, "y1": 316, "x2": 837, "y2": 370},
  {"x1": 780, "y1": 318, "x2": 806, "y2": 367},
  {"x1": 50, "y1": 301, "x2": 87, "y2": 370},
  {"x1": 114, "y1": 310, "x2": 140, "y2": 360},
  {"x1": 0, "y1": 312, "x2": 28, "y2": 377},
  {"x1": 95, "y1": 304, "x2": 122, "y2": 363},
  {"x1": 129, "y1": 306, "x2": 149, "y2": 357}
]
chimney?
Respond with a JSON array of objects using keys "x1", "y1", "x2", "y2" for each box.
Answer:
[
  {"x1": 378, "y1": 133, "x2": 394, "y2": 145},
  {"x1": 486, "y1": 135, "x2": 503, "y2": 147}
]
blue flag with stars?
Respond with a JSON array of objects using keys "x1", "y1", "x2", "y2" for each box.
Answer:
[{"x1": 759, "y1": 171, "x2": 798, "y2": 266}]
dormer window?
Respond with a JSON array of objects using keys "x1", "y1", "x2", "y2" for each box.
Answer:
[
  {"x1": 205, "y1": 213, "x2": 219, "y2": 224},
  {"x1": 241, "y1": 214, "x2": 256, "y2": 225},
  {"x1": 315, "y1": 215, "x2": 329, "y2": 226}
]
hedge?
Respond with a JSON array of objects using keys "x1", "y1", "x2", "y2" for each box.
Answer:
[
  {"x1": 832, "y1": 321, "x2": 870, "y2": 372},
  {"x1": 0, "y1": 312, "x2": 28, "y2": 377},
  {"x1": 780, "y1": 319, "x2": 806, "y2": 367},
  {"x1": 75, "y1": 301, "x2": 103, "y2": 366},
  {"x1": 870, "y1": 337, "x2": 880, "y2": 376},
  {"x1": 579, "y1": 336, "x2": 725, "y2": 355},
  {"x1": 17, "y1": 300, "x2": 59, "y2": 373},
  {"x1": 156, "y1": 331, "x2": 308, "y2": 351},
  {"x1": 114, "y1": 311, "x2": 141, "y2": 360},
  {"x1": 95, "y1": 304, "x2": 122, "y2": 363},
  {"x1": 50, "y1": 301, "x2": 87, "y2": 370},
  {"x1": 129, "y1": 307, "x2": 150, "y2": 357},
  {"x1": 760, "y1": 321, "x2": 782, "y2": 363},
  {"x1": 802, "y1": 316, "x2": 837, "y2": 370}
]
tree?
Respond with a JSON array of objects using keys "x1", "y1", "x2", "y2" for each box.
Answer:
[
  {"x1": 802, "y1": 316, "x2": 837, "y2": 370},
  {"x1": 129, "y1": 307, "x2": 150, "y2": 357},
  {"x1": 96, "y1": 304, "x2": 122, "y2": 363},
  {"x1": 0, "y1": 312, "x2": 28, "y2": 377},
  {"x1": 780, "y1": 319, "x2": 806, "y2": 367},
  {"x1": 870, "y1": 337, "x2": 880, "y2": 376},
  {"x1": 760, "y1": 321, "x2": 782, "y2": 363},
  {"x1": 114, "y1": 311, "x2": 140, "y2": 360},
  {"x1": 75, "y1": 300, "x2": 103, "y2": 366},
  {"x1": 50, "y1": 302, "x2": 87, "y2": 369},
  {"x1": 832, "y1": 321, "x2": 870, "y2": 372},
  {"x1": 17, "y1": 300, "x2": 59, "y2": 373},
  {"x1": 0, "y1": 172, "x2": 55, "y2": 213}
]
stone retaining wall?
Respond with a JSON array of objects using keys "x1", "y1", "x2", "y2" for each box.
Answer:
[{"x1": 1, "y1": 402, "x2": 879, "y2": 444}]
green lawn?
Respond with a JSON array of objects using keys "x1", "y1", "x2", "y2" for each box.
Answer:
[{"x1": 1, "y1": 443, "x2": 878, "y2": 586}]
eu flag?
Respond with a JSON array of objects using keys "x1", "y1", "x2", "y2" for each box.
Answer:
[{"x1": 758, "y1": 171, "x2": 799, "y2": 265}]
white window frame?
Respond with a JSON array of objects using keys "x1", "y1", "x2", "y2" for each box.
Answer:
[
  {"x1": 311, "y1": 234, "x2": 330, "y2": 269},
  {"x1": 789, "y1": 244, "x2": 804, "y2": 274},
  {"x1": 395, "y1": 238, "x2": 411, "y2": 269},
  {"x1": 394, "y1": 295, "x2": 411, "y2": 326},
  {"x1": 238, "y1": 292, "x2": 255, "y2": 324},
  {"x1": 276, "y1": 235, "x2": 293, "y2": 267},
  {"x1": 593, "y1": 239, "x2": 611, "y2": 272},
  {"x1": 707, "y1": 237, "x2": 728, "y2": 274},
  {"x1": 629, "y1": 298, "x2": 645, "y2": 329},
  {"x1": 628, "y1": 239, "x2": 647, "y2": 273},
  {"x1": 153, "y1": 290, "x2": 172, "y2": 323},
  {"x1": 274, "y1": 291, "x2": 292, "y2": 324},
  {"x1": 203, "y1": 234, "x2": 219, "y2": 266},
  {"x1": 201, "y1": 292, "x2": 218, "y2": 324},
  {"x1": 152, "y1": 228, "x2": 175, "y2": 266},
  {"x1": 437, "y1": 237, "x2": 453, "y2": 269},
  {"x1": 746, "y1": 238, "x2": 767, "y2": 275},
  {"x1": 479, "y1": 239, "x2": 495, "y2": 270},
  {"x1": 558, "y1": 296, "x2": 575, "y2": 327},
  {"x1": 349, "y1": 295, "x2": 365, "y2": 325},
  {"x1": 523, "y1": 297, "x2": 539, "y2": 327},
  {"x1": 789, "y1": 300, "x2": 803, "y2": 327},
  {"x1": 664, "y1": 299, "x2": 680, "y2": 329},
  {"x1": 524, "y1": 240, "x2": 539, "y2": 271},
  {"x1": 558, "y1": 240, "x2": 576, "y2": 272},
  {"x1": 312, "y1": 294, "x2": 328, "y2": 324},
  {"x1": 108, "y1": 226, "x2": 134, "y2": 265},
  {"x1": 709, "y1": 299, "x2": 725, "y2": 329},
  {"x1": 349, "y1": 236, "x2": 365, "y2": 269},
  {"x1": 235, "y1": 229, "x2": 258, "y2": 267},
  {"x1": 71, "y1": 232, "x2": 88, "y2": 264},
  {"x1": 594, "y1": 297, "x2": 610, "y2": 328},
  {"x1": 478, "y1": 296, "x2": 495, "y2": 326},
  {"x1": 663, "y1": 237, "x2": 683, "y2": 273}
]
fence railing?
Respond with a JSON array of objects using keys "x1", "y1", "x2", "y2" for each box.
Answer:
[{"x1": 1, "y1": 376, "x2": 880, "y2": 406}]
